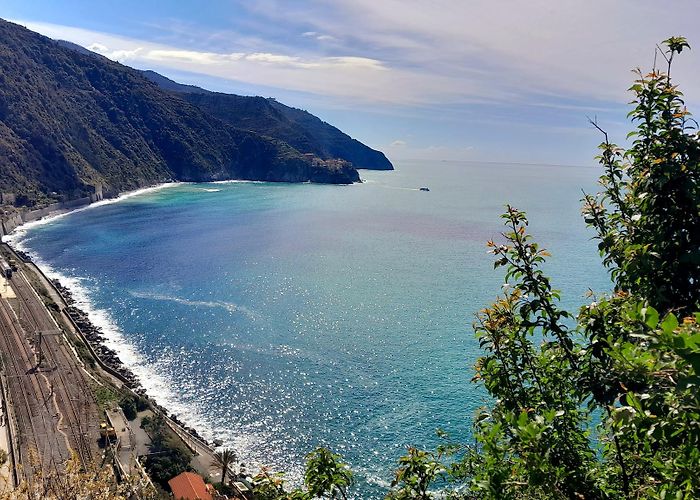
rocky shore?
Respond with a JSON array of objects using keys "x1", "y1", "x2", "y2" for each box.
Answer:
[{"x1": 55, "y1": 282, "x2": 142, "y2": 389}]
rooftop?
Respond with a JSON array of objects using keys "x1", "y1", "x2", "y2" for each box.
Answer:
[{"x1": 168, "y1": 471, "x2": 213, "y2": 500}]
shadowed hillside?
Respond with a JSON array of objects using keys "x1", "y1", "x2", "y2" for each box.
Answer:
[
  {"x1": 140, "y1": 72, "x2": 394, "y2": 171},
  {"x1": 0, "y1": 20, "x2": 361, "y2": 208}
]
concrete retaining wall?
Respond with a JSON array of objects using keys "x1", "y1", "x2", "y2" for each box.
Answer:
[
  {"x1": 0, "y1": 214, "x2": 23, "y2": 238},
  {"x1": 1, "y1": 196, "x2": 96, "y2": 237},
  {"x1": 22, "y1": 197, "x2": 93, "y2": 223}
]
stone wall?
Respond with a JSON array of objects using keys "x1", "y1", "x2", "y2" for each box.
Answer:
[
  {"x1": 0, "y1": 196, "x2": 93, "y2": 237},
  {"x1": 0, "y1": 213, "x2": 23, "y2": 237},
  {"x1": 20, "y1": 197, "x2": 91, "y2": 223}
]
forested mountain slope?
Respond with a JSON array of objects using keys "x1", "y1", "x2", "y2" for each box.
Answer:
[{"x1": 0, "y1": 20, "x2": 361, "y2": 207}]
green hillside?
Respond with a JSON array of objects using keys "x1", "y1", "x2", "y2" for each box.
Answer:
[{"x1": 0, "y1": 20, "x2": 361, "y2": 208}]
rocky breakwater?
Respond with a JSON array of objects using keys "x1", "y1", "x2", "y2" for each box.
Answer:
[{"x1": 52, "y1": 279, "x2": 141, "y2": 389}]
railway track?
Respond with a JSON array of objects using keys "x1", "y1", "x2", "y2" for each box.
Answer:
[
  {"x1": 0, "y1": 298, "x2": 69, "y2": 482},
  {"x1": 0, "y1": 267, "x2": 99, "y2": 488},
  {"x1": 9, "y1": 271, "x2": 98, "y2": 468}
]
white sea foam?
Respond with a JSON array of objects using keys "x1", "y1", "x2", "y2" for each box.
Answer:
[
  {"x1": 3, "y1": 185, "x2": 230, "y2": 452},
  {"x1": 1, "y1": 178, "x2": 360, "y2": 487},
  {"x1": 364, "y1": 474, "x2": 392, "y2": 489},
  {"x1": 0, "y1": 179, "x2": 343, "y2": 491},
  {"x1": 210, "y1": 179, "x2": 266, "y2": 185},
  {"x1": 6, "y1": 246, "x2": 214, "y2": 439},
  {"x1": 199, "y1": 188, "x2": 221, "y2": 192},
  {"x1": 128, "y1": 291, "x2": 257, "y2": 320}
]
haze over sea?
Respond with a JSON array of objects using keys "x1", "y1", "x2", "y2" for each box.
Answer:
[{"x1": 11, "y1": 161, "x2": 610, "y2": 497}]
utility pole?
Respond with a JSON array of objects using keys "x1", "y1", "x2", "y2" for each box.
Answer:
[{"x1": 37, "y1": 330, "x2": 43, "y2": 367}]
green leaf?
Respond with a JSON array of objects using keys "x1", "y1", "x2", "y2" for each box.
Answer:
[
  {"x1": 643, "y1": 306, "x2": 660, "y2": 328},
  {"x1": 517, "y1": 411, "x2": 529, "y2": 429},
  {"x1": 661, "y1": 313, "x2": 679, "y2": 334}
]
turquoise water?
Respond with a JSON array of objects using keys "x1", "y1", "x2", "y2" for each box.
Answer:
[{"x1": 11, "y1": 161, "x2": 610, "y2": 497}]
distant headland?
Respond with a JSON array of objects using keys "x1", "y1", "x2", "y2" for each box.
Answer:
[{"x1": 0, "y1": 19, "x2": 392, "y2": 219}]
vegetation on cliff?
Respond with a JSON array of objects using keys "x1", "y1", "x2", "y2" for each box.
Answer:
[
  {"x1": 0, "y1": 20, "x2": 363, "y2": 208},
  {"x1": 140, "y1": 71, "x2": 394, "y2": 171},
  {"x1": 249, "y1": 38, "x2": 700, "y2": 499}
]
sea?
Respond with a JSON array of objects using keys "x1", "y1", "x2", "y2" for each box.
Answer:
[{"x1": 7, "y1": 160, "x2": 612, "y2": 497}]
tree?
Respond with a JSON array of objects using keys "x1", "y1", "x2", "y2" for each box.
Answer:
[
  {"x1": 250, "y1": 467, "x2": 292, "y2": 500},
  {"x1": 583, "y1": 37, "x2": 699, "y2": 315},
  {"x1": 140, "y1": 413, "x2": 193, "y2": 488},
  {"x1": 387, "y1": 447, "x2": 445, "y2": 499},
  {"x1": 245, "y1": 37, "x2": 700, "y2": 500},
  {"x1": 467, "y1": 207, "x2": 600, "y2": 498},
  {"x1": 304, "y1": 447, "x2": 353, "y2": 499},
  {"x1": 119, "y1": 397, "x2": 137, "y2": 421},
  {"x1": 462, "y1": 37, "x2": 700, "y2": 499},
  {"x1": 213, "y1": 448, "x2": 237, "y2": 486},
  {"x1": 250, "y1": 449, "x2": 352, "y2": 500}
]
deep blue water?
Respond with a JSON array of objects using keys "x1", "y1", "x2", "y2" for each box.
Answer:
[{"x1": 10, "y1": 161, "x2": 611, "y2": 497}]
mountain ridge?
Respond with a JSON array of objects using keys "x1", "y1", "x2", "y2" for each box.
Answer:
[
  {"x1": 55, "y1": 40, "x2": 393, "y2": 171},
  {"x1": 0, "y1": 20, "x2": 394, "y2": 209},
  {"x1": 137, "y1": 71, "x2": 394, "y2": 171}
]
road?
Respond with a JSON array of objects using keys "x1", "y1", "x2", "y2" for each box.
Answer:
[{"x1": 0, "y1": 266, "x2": 99, "y2": 487}]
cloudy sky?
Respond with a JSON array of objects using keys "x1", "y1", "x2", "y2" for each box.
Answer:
[{"x1": 5, "y1": 1, "x2": 700, "y2": 165}]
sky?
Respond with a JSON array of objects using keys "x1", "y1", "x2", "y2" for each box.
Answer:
[{"x1": 5, "y1": 0, "x2": 700, "y2": 166}]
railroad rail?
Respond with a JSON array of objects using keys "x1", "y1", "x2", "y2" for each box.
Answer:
[
  {"x1": 9, "y1": 271, "x2": 98, "y2": 469},
  {"x1": 0, "y1": 265, "x2": 99, "y2": 487}
]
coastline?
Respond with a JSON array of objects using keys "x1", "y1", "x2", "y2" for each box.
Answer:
[
  {"x1": 0, "y1": 176, "x2": 379, "y2": 489},
  {"x1": 0, "y1": 181, "x2": 222, "y2": 449},
  {"x1": 1, "y1": 182, "x2": 182, "y2": 243},
  {"x1": 0, "y1": 241, "x2": 226, "y2": 488}
]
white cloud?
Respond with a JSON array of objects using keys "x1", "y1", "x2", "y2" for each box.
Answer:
[
  {"x1": 241, "y1": 0, "x2": 700, "y2": 106},
  {"x1": 13, "y1": 19, "x2": 407, "y2": 103},
  {"x1": 245, "y1": 52, "x2": 306, "y2": 66},
  {"x1": 302, "y1": 31, "x2": 337, "y2": 42},
  {"x1": 325, "y1": 57, "x2": 386, "y2": 70},
  {"x1": 86, "y1": 42, "x2": 142, "y2": 62},
  {"x1": 390, "y1": 140, "x2": 407, "y2": 147},
  {"x1": 110, "y1": 48, "x2": 143, "y2": 62},
  {"x1": 86, "y1": 42, "x2": 108, "y2": 53},
  {"x1": 146, "y1": 49, "x2": 245, "y2": 64},
  {"x1": 12, "y1": 2, "x2": 700, "y2": 108}
]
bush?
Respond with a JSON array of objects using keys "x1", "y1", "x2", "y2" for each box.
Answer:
[
  {"x1": 143, "y1": 446, "x2": 192, "y2": 489},
  {"x1": 140, "y1": 413, "x2": 194, "y2": 488},
  {"x1": 456, "y1": 36, "x2": 700, "y2": 499},
  {"x1": 119, "y1": 397, "x2": 137, "y2": 421}
]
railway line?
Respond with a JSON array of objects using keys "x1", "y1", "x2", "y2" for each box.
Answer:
[
  {"x1": 10, "y1": 271, "x2": 98, "y2": 467},
  {"x1": 0, "y1": 262, "x2": 99, "y2": 487},
  {"x1": 0, "y1": 297, "x2": 69, "y2": 482}
]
